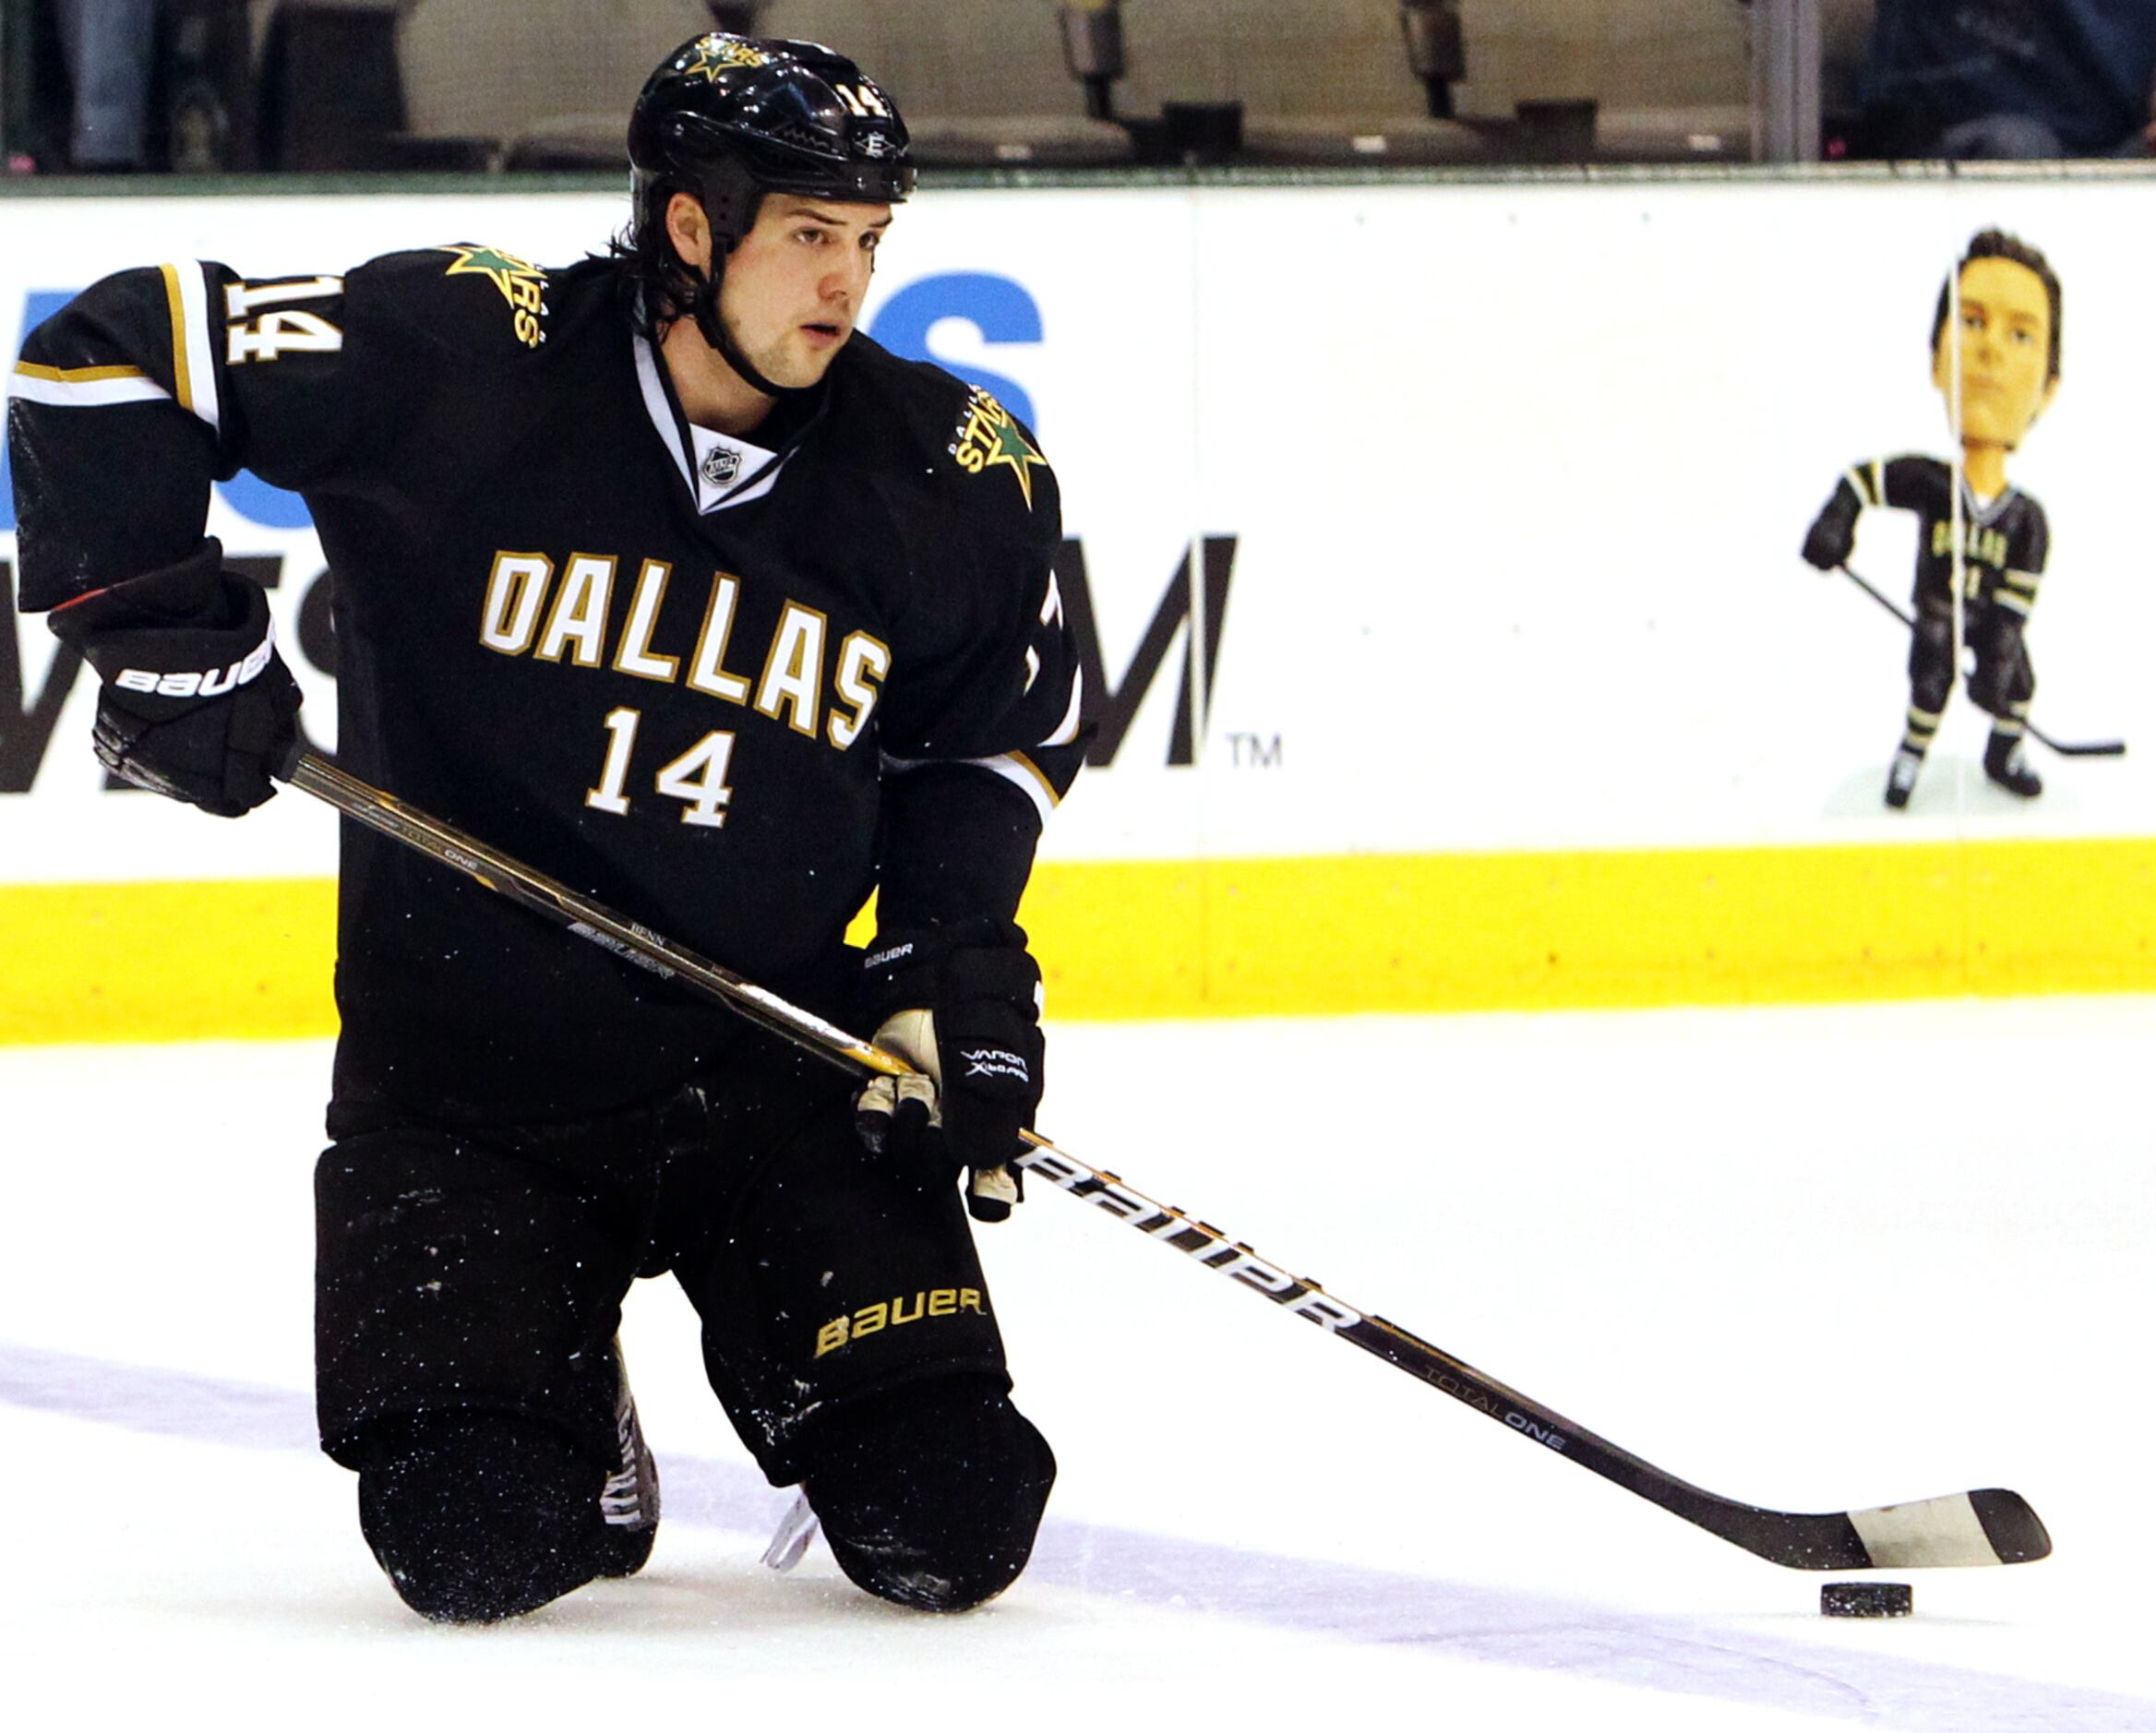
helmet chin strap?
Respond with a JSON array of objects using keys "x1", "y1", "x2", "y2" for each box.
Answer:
[{"x1": 688, "y1": 251, "x2": 806, "y2": 401}]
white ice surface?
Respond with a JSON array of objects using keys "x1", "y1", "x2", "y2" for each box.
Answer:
[{"x1": 3, "y1": 998, "x2": 2152, "y2": 1730}]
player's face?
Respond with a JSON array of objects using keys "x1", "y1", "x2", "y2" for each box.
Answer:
[
  {"x1": 716, "y1": 195, "x2": 892, "y2": 390},
  {"x1": 1933, "y1": 256, "x2": 2058, "y2": 450}
]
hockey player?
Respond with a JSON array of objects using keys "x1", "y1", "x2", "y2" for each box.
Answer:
[
  {"x1": 1802, "y1": 230, "x2": 2061, "y2": 808},
  {"x1": 7, "y1": 34, "x2": 1086, "y2": 1622}
]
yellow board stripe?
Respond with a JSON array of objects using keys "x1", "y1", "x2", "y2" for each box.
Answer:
[
  {"x1": 6, "y1": 839, "x2": 2156, "y2": 1046},
  {"x1": 159, "y1": 262, "x2": 194, "y2": 415},
  {"x1": 1024, "y1": 841, "x2": 2156, "y2": 1016},
  {"x1": 12, "y1": 362, "x2": 151, "y2": 385},
  {"x1": 0, "y1": 878, "x2": 337, "y2": 1045}
]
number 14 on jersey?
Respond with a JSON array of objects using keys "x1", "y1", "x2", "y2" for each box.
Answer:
[{"x1": 586, "y1": 708, "x2": 737, "y2": 828}]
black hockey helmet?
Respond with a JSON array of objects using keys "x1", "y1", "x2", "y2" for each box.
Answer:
[
  {"x1": 628, "y1": 33, "x2": 915, "y2": 258},
  {"x1": 617, "y1": 33, "x2": 913, "y2": 388}
]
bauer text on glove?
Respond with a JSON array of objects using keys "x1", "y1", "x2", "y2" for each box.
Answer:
[{"x1": 46, "y1": 539, "x2": 303, "y2": 818}]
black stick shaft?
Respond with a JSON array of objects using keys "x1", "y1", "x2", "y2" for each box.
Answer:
[
  {"x1": 284, "y1": 751, "x2": 895, "y2": 1078},
  {"x1": 278, "y1": 748, "x2": 2049, "y2": 1572},
  {"x1": 1837, "y1": 560, "x2": 1914, "y2": 628}
]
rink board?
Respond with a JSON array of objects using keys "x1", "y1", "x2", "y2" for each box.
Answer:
[
  {"x1": 7, "y1": 832, "x2": 2156, "y2": 1042},
  {"x1": 6, "y1": 174, "x2": 2156, "y2": 1039}
]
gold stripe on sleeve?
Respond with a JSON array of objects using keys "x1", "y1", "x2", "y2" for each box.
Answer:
[
  {"x1": 13, "y1": 362, "x2": 152, "y2": 384},
  {"x1": 159, "y1": 263, "x2": 194, "y2": 414},
  {"x1": 1007, "y1": 750, "x2": 1062, "y2": 809}
]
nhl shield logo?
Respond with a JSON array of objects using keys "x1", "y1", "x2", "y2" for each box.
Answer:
[{"x1": 701, "y1": 446, "x2": 743, "y2": 487}]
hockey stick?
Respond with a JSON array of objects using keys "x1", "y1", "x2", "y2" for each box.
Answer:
[
  {"x1": 1836, "y1": 564, "x2": 2125, "y2": 757},
  {"x1": 279, "y1": 747, "x2": 2052, "y2": 1572}
]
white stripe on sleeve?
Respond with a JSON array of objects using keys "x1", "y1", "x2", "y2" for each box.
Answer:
[
  {"x1": 8, "y1": 369, "x2": 173, "y2": 409},
  {"x1": 1042, "y1": 667, "x2": 1084, "y2": 747},
  {"x1": 881, "y1": 749, "x2": 1060, "y2": 825},
  {"x1": 170, "y1": 262, "x2": 222, "y2": 436}
]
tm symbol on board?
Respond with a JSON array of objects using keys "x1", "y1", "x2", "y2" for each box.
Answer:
[{"x1": 1228, "y1": 732, "x2": 1282, "y2": 769}]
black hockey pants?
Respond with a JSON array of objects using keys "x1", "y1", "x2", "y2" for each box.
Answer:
[{"x1": 314, "y1": 1035, "x2": 1053, "y2": 1619}]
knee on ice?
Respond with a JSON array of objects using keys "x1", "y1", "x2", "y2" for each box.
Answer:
[
  {"x1": 803, "y1": 1378, "x2": 1058, "y2": 1613},
  {"x1": 354, "y1": 1410, "x2": 620, "y2": 1624}
]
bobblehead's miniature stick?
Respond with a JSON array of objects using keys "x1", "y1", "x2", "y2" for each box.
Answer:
[
  {"x1": 1834, "y1": 565, "x2": 2124, "y2": 757},
  {"x1": 279, "y1": 746, "x2": 2054, "y2": 1573}
]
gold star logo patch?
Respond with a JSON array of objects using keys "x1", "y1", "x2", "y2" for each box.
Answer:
[
  {"x1": 437, "y1": 244, "x2": 549, "y2": 349},
  {"x1": 950, "y1": 388, "x2": 1048, "y2": 509}
]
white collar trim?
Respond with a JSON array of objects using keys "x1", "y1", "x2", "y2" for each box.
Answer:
[{"x1": 633, "y1": 329, "x2": 792, "y2": 515}]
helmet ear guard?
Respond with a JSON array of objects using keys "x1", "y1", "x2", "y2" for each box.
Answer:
[{"x1": 689, "y1": 154, "x2": 770, "y2": 258}]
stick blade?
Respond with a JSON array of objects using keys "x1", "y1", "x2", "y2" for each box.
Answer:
[
  {"x1": 1968, "y1": 1488, "x2": 2053, "y2": 1563},
  {"x1": 1846, "y1": 1488, "x2": 2051, "y2": 1569}
]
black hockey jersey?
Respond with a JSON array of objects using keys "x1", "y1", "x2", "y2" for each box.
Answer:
[
  {"x1": 1823, "y1": 456, "x2": 2049, "y2": 621},
  {"x1": 9, "y1": 247, "x2": 1086, "y2": 1119}
]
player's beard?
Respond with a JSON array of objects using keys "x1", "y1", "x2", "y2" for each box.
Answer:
[{"x1": 723, "y1": 308, "x2": 836, "y2": 393}]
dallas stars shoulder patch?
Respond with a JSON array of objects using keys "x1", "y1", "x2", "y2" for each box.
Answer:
[
  {"x1": 947, "y1": 386, "x2": 1048, "y2": 510},
  {"x1": 437, "y1": 244, "x2": 550, "y2": 350}
]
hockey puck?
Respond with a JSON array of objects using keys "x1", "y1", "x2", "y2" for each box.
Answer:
[{"x1": 1821, "y1": 1582, "x2": 1912, "y2": 1619}]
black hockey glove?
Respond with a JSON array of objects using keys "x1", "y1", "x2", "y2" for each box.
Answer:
[
  {"x1": 1801, "y1": 495, "x2": 1857, "y2": 572},
  {"x1": 855, "y1": 917, "x2": 1045, "y2": 1224},
  {"x1": 47, "y1": 541, "x2": 303, "y2": 819}
]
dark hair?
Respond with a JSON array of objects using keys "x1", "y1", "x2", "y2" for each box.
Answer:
[
  {"x1": 608, "y1": 188, "x2": 702, "y2": 341},
  {"x1": 1930, "y1": 229, "x2": 2063, "y2": 384}
]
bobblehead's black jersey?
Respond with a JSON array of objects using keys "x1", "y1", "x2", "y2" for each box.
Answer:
[
  {"x1": 10, "y1": 249, "x2": 1085, "y2": 1119},
  {"x1": 1832, "y1": 456, "x2": 2050, "y2": 622}
]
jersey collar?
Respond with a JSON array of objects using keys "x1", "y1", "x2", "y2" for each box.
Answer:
[
  {"x1": 633, "y1": 327, "x2": 803, "y2": 515},
  {"x1": 1959, "y1": 471, "x2": 2018, "y2": 523}
]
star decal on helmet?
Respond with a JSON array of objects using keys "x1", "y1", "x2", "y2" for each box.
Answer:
[
  {"x1": 949, "y1": 388, "x2": 1048, "y2": 510},
  {"x1": 437, "y1": 244, "x2": 550, "y2": 349},
  {"x1": 684, "y1": 35, "x2": 771, "y2": 82}
]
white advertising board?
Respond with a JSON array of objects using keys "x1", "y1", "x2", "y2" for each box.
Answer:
[{"x1": 6, "y1": 176, "x2": 2150, "y2": 889}]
